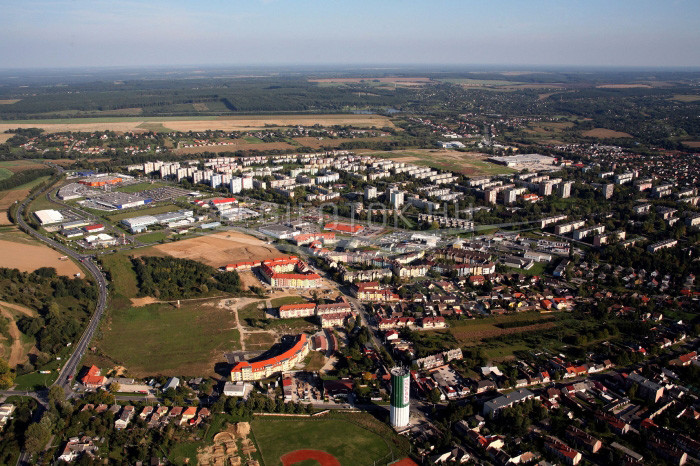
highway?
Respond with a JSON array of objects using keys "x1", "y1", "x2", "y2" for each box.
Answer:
[{"x1": 14, "y1": 170, "x2": 109, "y2": 397}]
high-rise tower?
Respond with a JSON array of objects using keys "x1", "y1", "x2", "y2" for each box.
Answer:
[{"x1": 390, "y1": 367, "x2": 410, "y2": 427}]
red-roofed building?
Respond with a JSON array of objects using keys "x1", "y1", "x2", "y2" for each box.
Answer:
[
  {"x1": 81, "y1": 365, "x2": 106, "y2": 389},
  {"x1": 324, "y1": 222, "x2": 364, "y2": 235},
  {"x1": 279, "y1": 303, "x2": 316, "y2": 318},
  {"x1": 84, "y1": 224, "x2": 104, "y2": 233},
  {"x1": 231, "y1": 334, "x2": 309, "y2": 381},
  {"x1": 210, "y1": 197, "x2": 237, "y2": 207}
]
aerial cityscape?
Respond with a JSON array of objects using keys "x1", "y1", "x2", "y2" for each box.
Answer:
[{"x1": 0, "y1": 1, "x2": 699, "y2": 465}]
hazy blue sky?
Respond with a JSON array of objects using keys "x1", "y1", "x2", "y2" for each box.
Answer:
[{"x1": 1, "y1": 0, "x2": 699, "y2": 69}]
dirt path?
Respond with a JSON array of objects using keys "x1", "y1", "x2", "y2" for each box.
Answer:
[
  {"x1": 0, "y1": 307, "x2": 27, "y2": 366},
  {"x1": 0, "y1": 301, "x2": 36, "y2": 317}
]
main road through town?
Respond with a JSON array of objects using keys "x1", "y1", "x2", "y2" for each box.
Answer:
[{"x1": 14, "y1": 168, "x2": 108, "y2": 397}]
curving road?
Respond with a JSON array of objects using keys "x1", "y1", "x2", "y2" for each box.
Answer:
[{"x1": 14, "y1": 170, "x2": 108, "y2": 397}]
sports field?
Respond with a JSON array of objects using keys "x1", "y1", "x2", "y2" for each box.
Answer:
[{"x1": 252, "y1": 415, "x2": 404, "y2": 466}]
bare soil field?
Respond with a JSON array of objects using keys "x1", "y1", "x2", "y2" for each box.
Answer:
[
  {"x1": 138, "y1": 231, "x2": 285, "y2": 268},
  {"x1": 0, "y1": 99, "x2": 21, "y2": 105},
  {"x1": 309, "y1": 77, "x2": 431, "y2": 84},
  {"x1": 0, "y1": 189, "x2": 30, "y2": 224},
  {"x1": 0, "y1": 134, "x2": 13, "y2": 143},
  {"x1": 0, "y1": 114, "x2": 394, "y2": 134},
  {"x1": 293, "y1": 136, "x2": 391, "y2": 149},
  {"x1": 596, "y1": 84, "x2": 652, "y2": 89},
  {"x1": 672, "y1": 94, "x2": 700, "y2": 103},
  {"x1": 582, "y1": 128, "x2": 633, "y2": 138},
  {"x1": 682, "y1": 141, "x2": 700, "y2": 148},
  {"x1": 0, "y1": 237, "x2": 82, "y2": 276},
  {"x1": 372, "y1": 149, "x2": 515, "y2": 176}
]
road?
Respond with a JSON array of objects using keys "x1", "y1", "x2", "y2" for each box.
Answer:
[{"x1": 14, "y1": 168, "x2": 109, "y2": 397}]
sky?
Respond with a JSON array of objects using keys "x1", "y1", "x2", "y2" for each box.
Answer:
[{"x1": 1, "y1": 0, "x2": 699, "y2": 69}]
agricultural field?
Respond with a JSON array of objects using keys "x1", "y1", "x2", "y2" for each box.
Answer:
[
  {"x1": 252, "y1": 414, "x2": 405, "y2": 466},
  {"x1": 371, "y1": 149, "x2": 515, "y2": 176},
  {"x1": 138, "y1": 231, "x2": 285, "y2": 268},
  {"x1": 0, "y1": 230, "x2": 82, "y2": 276},
  {"x1": 670, "y1": 94, "x2": 700, "y2": 102},
  {"x1": 581, "y1": 128, "x2": 633, "y2": 138},
  {"x1": 0, "y1": 114, "x2": 394, "y2": 133},
  {"x1": 292, "y1": 136, "x2": 393, "y2": 149},
  {"x1": 447, "y1": 312, "x2": 558, "y2": 345}
]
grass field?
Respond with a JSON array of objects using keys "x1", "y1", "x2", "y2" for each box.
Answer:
[
  {"x1": 0, "y1": 168, "x2": 13, "y2": 181},
  {"x1": 581, "y1": 128, "x2": 633, "y2": 138},
  {"x1": 97, "y1": 301, "x2": 241, "y2": 377},
  {"x1": 252, "y1": 415, "x2": 399, "y2": 466},
  {"x1": 370, "y1": 149, "x2": 515, "y2": 176},
  {"x1": 96, "y1": 251, "x2": 241, "y2": 376},
  {"x1": 135, "y1": 231, "x2": 169, "y2": 244},
  {"x1": 447, "y1": 312, "x2": 557, "y2": 345}
]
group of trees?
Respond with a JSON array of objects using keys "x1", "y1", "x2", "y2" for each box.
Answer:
[
  {"x1": 131, "y1": 256, "x2": 242, "y2": 299},
  {"x1": 0, "y1": 267, "x2": 96, "y2": 373}
]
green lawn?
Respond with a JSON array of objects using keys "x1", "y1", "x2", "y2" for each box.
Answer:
[
  {"x1": 98, "y1": 301, "x2": 241, "y2": 377},
  {"x1": 243, "y1": 136, "x2": 264, "y2": 144},
  {"x1": 13, "y1": 370, "x2": 58, "y2": 390},
  {"x1": 252, "y1": 416, "x2": 396, "y2": 466},
  {"x1": 0, "y1": 167, "x2": 13, "y2": 181},
  {"x1": 101, "y1": 253, "x2": 139, "y2": 299},
  {"x1": 270, "y1": 296, "x2": 307, "y2": 307},
  {"x1": 115, "y1": 181, "x2": 165, "y2": 193},
  {"x1": 136, "y1": 231, "x2": 169, "y2": 244}
]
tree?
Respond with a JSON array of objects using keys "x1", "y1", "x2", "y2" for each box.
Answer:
[
  {"x1": 0, "y1": 359, "x2": 14, "y2": 389},
  {"x1": 109, "y1": 382, "x2": 121, "y2": 394},
  {"x1": 24, "y1": 419, "x2": 51, "y2": 455},
  {"x1": 48, "y1": 385, "x2": 65, "y2": 405},
  {"x1": 429, "y1": 387, "x2": 442, "y2": 404}
]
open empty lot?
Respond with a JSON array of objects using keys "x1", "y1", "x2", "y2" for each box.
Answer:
[
  {"x1": 136, "y1": 231, "x2": 285, "y2": 268},
  {"x1": 370, "y1": 149, "x2": 515, "y2": 176},
  {"x1": 96, "y1": 301, "x2": 241, "y2": 377},
  {"x1": 581, "y1": 128, "x2": 633, "y2": 138},
  {"x1": 0, "y1": 234, "x2": 82, "y2": 276},
  {"x1": 0, "y1": 114, "x2": 394, "y2": 133}
]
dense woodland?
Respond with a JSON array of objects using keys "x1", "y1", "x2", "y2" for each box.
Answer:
[
  {"x1": 0, "y1": 267, "x2": 97, "y2": 374},
  {"x1": 131, "y1": 256, "x2": 242, "y2": 300}
]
